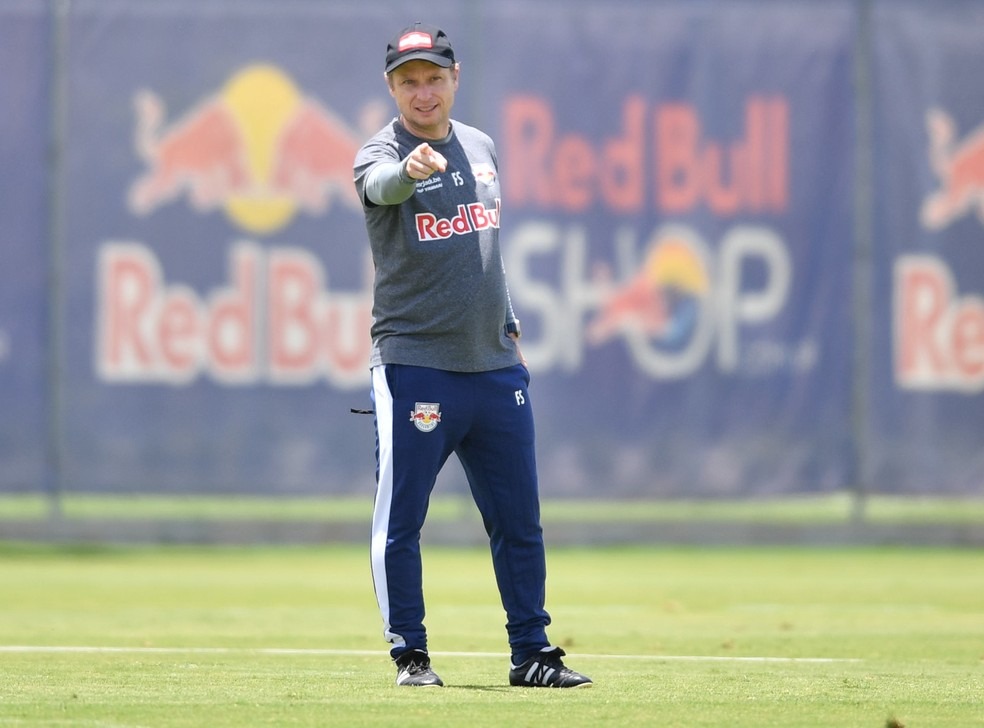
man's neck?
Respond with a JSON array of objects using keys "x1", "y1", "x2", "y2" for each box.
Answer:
[{"x1": 399, "y1": 115, "x2": 452, "y2": 142}]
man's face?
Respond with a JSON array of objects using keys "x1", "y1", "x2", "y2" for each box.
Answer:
[{"x1": 387, "y1": 60, "x2": 459, "y2": 140}]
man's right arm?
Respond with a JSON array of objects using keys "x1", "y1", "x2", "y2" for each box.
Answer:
[
  {"x1": 358, "y1": 143, "x2": 447, "y2": 206},
  {"x1": 363, "y1": 159, "x2": 416, "y2": 206}
]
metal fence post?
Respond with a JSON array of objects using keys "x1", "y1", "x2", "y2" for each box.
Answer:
[
  {"x1": 851, "y1": 0, "x2": 874, "y2": 525},
  {"x1": 44, "y1": 0, "x2": 71, "y2": 519}
]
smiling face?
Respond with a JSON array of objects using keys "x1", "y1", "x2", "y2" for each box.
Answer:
[{"x1": 386, "y1": 59, "x2": 459, "y2": 140}]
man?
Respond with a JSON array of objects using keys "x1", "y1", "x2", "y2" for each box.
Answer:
[{"x1": 353, "y1": 22, "x2": 592, "y2": 690}]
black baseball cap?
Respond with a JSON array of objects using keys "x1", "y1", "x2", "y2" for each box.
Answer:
[{"x1": 385, "y1": 22, "x2": 455, "y2": 73}]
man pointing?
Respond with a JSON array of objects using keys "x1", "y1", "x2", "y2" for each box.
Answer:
[{"x1": 353, "y1": 21, "x2": 592, "y2": 689}]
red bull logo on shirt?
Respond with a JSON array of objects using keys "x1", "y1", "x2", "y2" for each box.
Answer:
[
  {"x1": 472, "y1": 163, "x2": 496, "y2": 187},
  {"x1": 415, "y1": 200, "x2": 501, "y2": 242},
  {"x1": 128, "y1": 64, "x2": 364, "y2": 235}
]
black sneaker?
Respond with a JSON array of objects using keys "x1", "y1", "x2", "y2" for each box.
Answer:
[
  {"x1": 509, "y1": 646, "x2": 593, "y2": 688},
  {"x1": 394, "y1": 649, "x2": 444, "y2": 687}
]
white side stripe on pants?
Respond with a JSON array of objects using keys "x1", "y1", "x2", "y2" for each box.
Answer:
[{"x1": 369, "y1": 365, "x2": 402, "y2": 649}]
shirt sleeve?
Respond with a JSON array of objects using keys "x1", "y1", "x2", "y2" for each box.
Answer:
[{"x1": 363, "y1": 159, "x2": 416, "y2": 206}]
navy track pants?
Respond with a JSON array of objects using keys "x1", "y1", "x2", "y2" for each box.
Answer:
[{"x1": 369, "y1": 363, "x2": 551, "y2": 660}]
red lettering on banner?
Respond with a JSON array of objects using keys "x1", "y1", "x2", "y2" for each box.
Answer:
[
  {"x1": 324, "y1": 299, "x2": 373, "y2": 372},
  {"x1": 503, "y1": 94, "x2": 788, "y2": 216},
  {"x1": 657, "y1": 105, "x2": 700, "y2": 213},
  {"x1": 554, "y1": 136, "x2": 594, "y2": 212},
  {"x1": 502, "y1": 97, "x2": 554, "y2": 206},
  {"x1": 603, "y1": 96, "x2": 646, "y2": 213},
  {"x1": 895, "y1": 255, "x2": 984, "y2": 392},
  {"x1": 267, "y1": 248, "x2": 372, "y2": 384},
  {"x1": 269, "y1": 249, "x2": 321, "y2": 378},
  {"x1": 157, "y1": 288, "x2": 200, "y2": 374},
  {"x1": 96, "y1": 242, "x2": 371, "y2": 387},
  {"x1": 99, "y1": 245, "x2": 159, "y2": 376},
  {"x1": 207, "y1": 247, "x2": 257, "y2": 380},
  {"x1": 954, "y1": 304, "x2": 984, "y2": 378}
]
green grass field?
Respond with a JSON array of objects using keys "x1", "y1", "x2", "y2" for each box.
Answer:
[{"x1": 1, "y1": 544, "x2": 981, "y2": 727}]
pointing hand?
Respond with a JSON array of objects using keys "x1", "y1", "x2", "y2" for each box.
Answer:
[{"x1": 404, "y1": 143, "x2": 448, "y2": 180}]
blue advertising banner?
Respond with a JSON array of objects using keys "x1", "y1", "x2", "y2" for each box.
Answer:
[
  {"x1": 0, "y1": 0, "x2": 50, "y2": 492},
  {"x1": 50, "y1": 0, "x2": 858, "y2": 496},
  {"x1": 869, "y1": 0, "x2": 984, "y2": 493},
  {"x1": 479, "y1": 0, "x2": 858, "y2": 495},
  {"x1": 58, "y1": 0, "x2": 462, "y2": 493}
]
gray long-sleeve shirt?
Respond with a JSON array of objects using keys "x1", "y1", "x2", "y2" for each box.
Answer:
[{"x1": 354, "y1": 118, "x2": 519, "y2": 372}]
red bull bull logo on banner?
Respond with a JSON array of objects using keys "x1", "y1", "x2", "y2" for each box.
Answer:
[
  {"x1": 921, "y1": 108, "x2": 984, "y2": 231},
  {"x1": 128, "y1": 64, "x2": 364, "y2": 234},
  {"x1": 587, "y1": 235, "x2": 709, "y2": 347},
  {"x1": 98, "y1": 64, "x2": 375, "y2": 389},
  {"x1": 895, "y1": 108, "x2": 984, "y2": 393}
]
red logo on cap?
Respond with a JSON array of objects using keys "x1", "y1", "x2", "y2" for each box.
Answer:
[{"x1": 398, "y1": 31, "x2": 433, "y2": 52}]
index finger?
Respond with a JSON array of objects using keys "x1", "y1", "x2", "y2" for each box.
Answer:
[
  {"x1": 428, "y1": 150, "x2": 448, "y2": 172},
  {"x1": 415, "y1": 142, "x2": 448, "y2": 172},
  {"x1": 417, "y1": 143, "x2": 447, "y2": 172}
]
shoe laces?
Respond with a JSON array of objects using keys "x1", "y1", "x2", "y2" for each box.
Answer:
[
  {"x1": 397, "y1": 650, "x2": 432, "y2": 675},
  {"x1": 537, "y1": 646, "x2": 567, "y2": 668},
  {"x1": 404, "y1": 660, "x2": 431, "y2": 676}
]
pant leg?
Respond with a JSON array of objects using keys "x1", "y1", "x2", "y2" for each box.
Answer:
[
  {"x1": 370, "y1": 364, "x2": 462, "y2": 658},
  {"x1": 455, "y1": 364, "x2": 551, "y2": 661}
]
